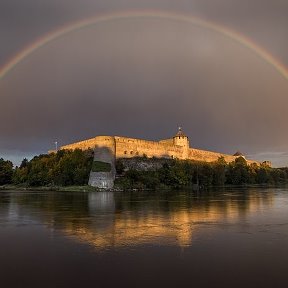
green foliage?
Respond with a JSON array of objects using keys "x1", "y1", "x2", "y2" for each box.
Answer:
[
  {"x1": 20, "y1": 158, "x2": 28, "y2": 168},
  {"x1": 5, "y1": 151, "x2": 288, "y2": 190},
  {"x1": 115, "y1": 159, "x2": 125, "y2": 174},
  {"x1": 12, "y1": 149, "x2": 93, "y2": 187},
  {"x1": 116, "y1": 156, "x2": 288, "y2": 190},
  {"x1": 212, "y1": 157, "x2": 227, "y2": 186},
  {"x1": 91, "y1": 161, "x2": 111, "y2": 172},
  {"x1": 226, "y1": 157, "x2": 250, "y2": 185},
  {"x1": 0, "y1": 158, "x2": 13, "y2": 185},
  {"x1": 115, "y1": 169, "x2": 160, "y2": 190}
]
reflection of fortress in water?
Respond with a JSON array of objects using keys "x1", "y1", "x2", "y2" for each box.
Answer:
[
  {"x1": 56, "y1": 128, "x2": 269, "y2": 188},
  {"x1": 8, "y1": 190, "x2": 274, "y2": 248}
]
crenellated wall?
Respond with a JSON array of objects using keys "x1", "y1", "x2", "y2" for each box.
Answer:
[
  {"x1": 188, "y1": 148, "x2": 256, "y2": 165},
  {"x1": 57, "y1": 134, "x2": 261, "y2": 188},
  {"x1": 61, "y1": 136, "x2": 104, "y2": 150},
  {"x1": 114, "y1": 136, "x2": 187, "y2": 159},
  {"x1": 59, "y1": 135, "x2": 259, "y2": 165}
]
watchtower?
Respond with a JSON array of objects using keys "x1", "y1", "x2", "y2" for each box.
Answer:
[{"x1": 173, "y1": 127, "x2": 189, "y2": 149}]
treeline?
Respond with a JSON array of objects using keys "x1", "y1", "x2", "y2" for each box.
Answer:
[
  {"x1": 0, "y1": 149, "x2": 93, "y2": 187},
  {"x1": 0, "y1": 158, "x2": 13, "y2": 186},
  {"x1": 1, "y1": 152, "x2": 288, "y2": 189},
  {"x1": 115, "y1": 157, "x2": 288, "y2": 190}
]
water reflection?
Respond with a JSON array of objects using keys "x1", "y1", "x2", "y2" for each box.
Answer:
[{"x1": 0, "y1": 189, "x2": 275, "y2": 249}]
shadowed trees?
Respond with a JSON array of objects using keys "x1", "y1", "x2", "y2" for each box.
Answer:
[
  {"x1": 1, "y1": 152, "x2": 288, "y2": 189},
  {"x1": 0, "y1": 158, "x2": 13, "y2": 185},
  {"x1": 12, "y1": 149, "x2": 93, "y2": 187},
  {"x1": 115, "y1": 156, "x2": 288, "y2": 190}
]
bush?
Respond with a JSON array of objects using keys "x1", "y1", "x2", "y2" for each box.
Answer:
[
  {"x1": 91, "y1": 161, "x2": 111, "y2": 172},
  {"x1": 13, "y1": 149, "x2": 93, "y2": 186}
]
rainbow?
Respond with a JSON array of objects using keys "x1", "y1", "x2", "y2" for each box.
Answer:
[{"x1": 1, "y1": 10, "x2": 288, "y2": 81}]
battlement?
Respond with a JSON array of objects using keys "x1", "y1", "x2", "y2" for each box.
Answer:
[
  {"x1": 56, "y1": 128, "x2": 267, "y2": 188},
  {"x1": 59, "y1": 133, "x2": 259, "y2": 164}
]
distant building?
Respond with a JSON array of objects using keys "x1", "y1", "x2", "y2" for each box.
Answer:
[{"x1": 233, "y1": 151, "x2": 244, "y2": 157}]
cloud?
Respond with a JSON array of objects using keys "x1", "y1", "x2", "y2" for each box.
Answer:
[{"x1": 1, "y1": 0, "x2": 288, "y2": 166}]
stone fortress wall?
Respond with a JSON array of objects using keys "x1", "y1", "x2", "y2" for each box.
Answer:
[
  {"x1": 59, "y1": 128, "x2": 268, "y2": 188},
  {"x1": 60, "y1": 129, "x2": 259, "y2": 165},
  {"x1": 87, "y1": 136, "x2": 116, "y2": 189}
]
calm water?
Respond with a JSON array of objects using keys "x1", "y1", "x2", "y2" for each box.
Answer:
[{"x1": 1, "y1": 188, "x2": 288, "y2": 288}]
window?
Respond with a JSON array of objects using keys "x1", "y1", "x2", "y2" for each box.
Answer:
[
  {"x1": 124, "y1": 151, "x2": 127, "y2": 154},
  {"x1": 130, "y1": 151, "x2": 133, "y2": 154}
]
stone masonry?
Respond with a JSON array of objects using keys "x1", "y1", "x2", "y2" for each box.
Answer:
[{"x1": 58, "y1": 128, "x2": 268, "y2": 188}]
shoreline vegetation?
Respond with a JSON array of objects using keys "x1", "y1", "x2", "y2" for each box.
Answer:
[
  {"x1": 1, "y1": 149, "x2": 288, "y2": 191},
  {"x1": 1, "y1": 183, "x2": 287, "y2": 193}
]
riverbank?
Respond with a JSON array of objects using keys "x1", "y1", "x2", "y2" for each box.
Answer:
[
  {"x1": 1, "y1": 152, "x2": 288, "y2": 191},
  {"x1": 1, "y1": 183, "x2": 287, "y2": 193},
  {"x1": 0, "y1": 184, "x2": 97, "y2": 192}
]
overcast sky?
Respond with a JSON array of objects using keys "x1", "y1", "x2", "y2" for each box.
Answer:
[{"x1": 1, "y1": 0, "x2": 288, "y2": 166}]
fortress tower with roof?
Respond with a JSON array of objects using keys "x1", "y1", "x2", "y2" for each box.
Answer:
[{"x1": 57, "y1": 128, "x2": 269, "y2": 188}]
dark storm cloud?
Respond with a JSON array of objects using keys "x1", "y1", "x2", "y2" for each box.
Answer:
[
  {"x1": 1, "y1": 0, "x2": 288, "y2": 166},
  {"x1": 1, "y1": 0, "x2": 288, "y2": 64}
]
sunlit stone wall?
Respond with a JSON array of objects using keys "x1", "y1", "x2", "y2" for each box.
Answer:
[
  {"x1": 58, "y1": 134, "x2": 260, "y2": 188},
  {"x1": 60, "y1": 135, "x2": 258, "y2": 165},
  {"x1": 114, "y1": 136, "x2": 187, "y2": 159}
]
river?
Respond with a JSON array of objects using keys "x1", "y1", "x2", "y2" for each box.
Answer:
[{"x1": 0, "y1": 188, "x2": 288, "y2": 288}]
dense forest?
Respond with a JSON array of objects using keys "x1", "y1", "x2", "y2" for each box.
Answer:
[
  {"x1": 0, "y1": 149, "x2": 93, "y2": 187},
  {"x1": 0, "y1": 150, "x2": 288, "y2": 189},
  {"x1": 115, "y1": 156, "x2": 288, "y2": 189}
]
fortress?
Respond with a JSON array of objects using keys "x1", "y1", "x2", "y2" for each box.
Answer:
[{"x1": 58, "y1": 128, "x2": 269, "y2": 189}]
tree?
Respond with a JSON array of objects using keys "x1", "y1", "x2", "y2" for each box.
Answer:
[
  {"x1": 198, "y1": 163, "x2": 213, "y2": 186},
  {"x1": 256, "y1": 167, "x2": 269, "y2": 184},
  {"x1": 226, "y1": 157, "x2": 250, "y2": 185},
  {"x1": 212, "y1": 157, "x2": 227, "y2": 186},
  {"x1": 0, "y1": 158, "x2": 13, "y2": 185},
  {"x1": 20, "y1": 158, "x2": 28, "y2": 169},
  {"x1": 12, "y1": 149, "x2": 93, "y2": 186}
]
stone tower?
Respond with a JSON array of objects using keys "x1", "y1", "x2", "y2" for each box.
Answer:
[
  {"x1": 173, "y1": 127, "x2": 189, "y2": 159},
  {"x1": 88, "y1": 136, "x2": 116, "y2": 189}
]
